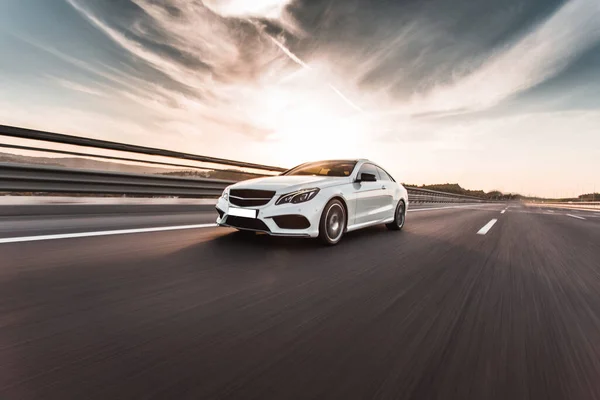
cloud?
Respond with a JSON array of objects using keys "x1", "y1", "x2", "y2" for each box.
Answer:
[
  {"x1": 202, "y1": 0, "x2": 296, "y2": 19},
  {"x1": 64, "y1": 0, "x2": 294, "y2": 142},
  {"x1": 267, "y1": 34, "x2": 363, "y2": 112},
  {"x1": 8, "y1": 0, "x2": 594, "y2": 196},
  {"x1": 53, "y1": 77, "x2": 106, "y2": 97},
  {"x1": 15, "y1": 34, "x2": 200, "y2": 113},
  {"x1": 62, "y1": 0, "x2": 368, "y2": 156},
  {"x1": 406, "y1": 0, "x2": 600, "y2": 114},
  {"x1": 67, "y1": 0, "x2": 209, "y2": 91},
  {"x1": 48, "y1": 0, "x2": 600, "y2": 129}
]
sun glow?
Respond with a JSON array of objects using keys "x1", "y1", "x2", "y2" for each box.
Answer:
[
  {"x1": 266, "y1": 108, "x2": 366, "y2": 165},
  {"x1": 239, "y1": 69, "x2": 369, "y2": 165}
]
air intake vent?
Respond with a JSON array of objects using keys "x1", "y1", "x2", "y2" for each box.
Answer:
[
  {"x1": 225, "y1": 216, "x2": 270, "y2": 232},
  {"x1": 272, "y1": 215, "x2": 311, "y2": 229}
]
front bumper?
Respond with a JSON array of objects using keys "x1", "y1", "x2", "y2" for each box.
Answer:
[{"x1": 215, "y1": 196, "x2": 323, "y2": 238}]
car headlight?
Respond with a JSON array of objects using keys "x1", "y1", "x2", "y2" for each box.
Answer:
[
  {"x1": 276, "y1": 188, "x2": 320, "y2": 205},
  {"x1": 220, "y1": 190, "x2": 229, "y2": 201}
]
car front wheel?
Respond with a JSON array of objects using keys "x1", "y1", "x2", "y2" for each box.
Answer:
[
  {"x1": 319, "y1": 199, "x2": 346, "y2": 245},
  {"x1": 386, "y1": 200, "x2": 406, "y2": 231}
]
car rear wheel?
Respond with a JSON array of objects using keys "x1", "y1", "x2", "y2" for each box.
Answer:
[
  {"x1": 319, "y1": 199, "x2": 346, "y2": 245},
  {"x1": 386, "y1": 200, "x2": 406, "y2": 231}
]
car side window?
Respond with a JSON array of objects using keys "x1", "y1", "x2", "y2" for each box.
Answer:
[
  {"x1": 376, "y1": 167, "x2": 391, "y2": 181},
  {"x1": 358, "y1": 164, "x2": 378, "y2": 180}
]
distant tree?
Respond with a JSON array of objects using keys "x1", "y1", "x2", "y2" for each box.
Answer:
[
  {"x1": 578, "y1": 193, "x2": 600, "y2": 201},
  {"x1": 160, "y1": 169, "x2": 262, "y2": 181}
]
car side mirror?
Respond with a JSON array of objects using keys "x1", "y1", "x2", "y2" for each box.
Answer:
[{"x1": 357, "y1": 172, "x2": 377, "y2": 182}]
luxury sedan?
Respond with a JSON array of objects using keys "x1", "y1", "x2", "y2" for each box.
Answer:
[{"x1": 216, "y1": 159, "x2": 408, "y2": 245}]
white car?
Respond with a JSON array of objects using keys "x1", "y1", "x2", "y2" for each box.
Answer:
[{"x1": 216, "y1": 159, "x2": 408, "y2": 245}]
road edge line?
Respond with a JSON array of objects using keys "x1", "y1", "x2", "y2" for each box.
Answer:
[{"x1": 0, "y1": 223, "x2": 218, "y2": 245}]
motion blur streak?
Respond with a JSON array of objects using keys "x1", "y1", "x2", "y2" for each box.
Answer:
[{"x1": 2, "y1": 203, "x2": 600, "y2": 399}]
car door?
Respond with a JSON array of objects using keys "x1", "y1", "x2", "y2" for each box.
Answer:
[
  {"x1": 353, "y1": 163, "x2": 388, "y2": 226},
  {"x1": 376, "y1": 166, "x2": 396, "y2": 221}
]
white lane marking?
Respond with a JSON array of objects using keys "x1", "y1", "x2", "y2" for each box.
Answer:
[
  {"x1": 408, "y1": 204, "x2": 500, "y2": 213},
  {"x1": 0, "y1": 204, "x2": 506, "y2": 245},
  {"x1": 525, "y1": 204, "x2": 600, "y2": 213},
  {"x1": 477, "y1": 219, "x2": 498, "y2": 235},
  {"x1": 0, "y1": 224, "x2": 218, "y2": 245},
  {"x1": 500, "y1": 210, "x2": 506, "y2": 214},
  {"x1": 566, "y1": 214, "x2": 586, "y2": 220},
  {"x1": 547, "y1": 210, "x2": 554, "y2": 213}
]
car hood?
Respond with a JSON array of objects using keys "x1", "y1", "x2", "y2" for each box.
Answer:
[{"x1": 229, "y1": 175, "x2": 348, "y2": 193}]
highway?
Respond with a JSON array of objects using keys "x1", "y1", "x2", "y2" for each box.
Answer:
[{"x1": 1, "y1": 203, "x2": 600, "y2": 399}]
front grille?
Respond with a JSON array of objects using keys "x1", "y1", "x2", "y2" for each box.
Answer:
[
  {"x1": 229, "y1": 198, "x2": 272, "y2": 207},
  {"x1": 229, "y1": 189, "x2": 275, "y2": 207},
  {"x1": 225, "y1": 216, "x2": 271, "y2": 232},
  {"x1": 272, "y1": 215, "x2": 311, "y2": 229}
]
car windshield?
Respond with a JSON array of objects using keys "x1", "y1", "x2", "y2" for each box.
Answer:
[{"x1": 282, "y1": 161, "x2": 357, "y2": 177}]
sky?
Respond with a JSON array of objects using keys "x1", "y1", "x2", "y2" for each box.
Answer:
[{"x1": 0, "y1": 0, "x2": 599, "y2": 197}]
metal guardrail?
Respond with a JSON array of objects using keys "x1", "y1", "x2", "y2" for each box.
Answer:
[
  {"x1": 0, "y1": 125, "x2": 493, "y2": 202},
  {"x1": 0, "y1": 124, "x2": 284, "y2": 198},
  {"x1": 0, "y1": 163, "x2": 233, "y2": 198},
  {"x1": 0, "y1": 125, "x2": 286, "y2": 173},
  {"x1": 407, "y1": 187, "x2": 485, "y2": 204},
  {"x1": 0, "y1": 161, "x2": 491, "y2": 202}
]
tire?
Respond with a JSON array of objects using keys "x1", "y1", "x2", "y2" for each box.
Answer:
[
  {"x1": 386, "y1": 200, "x2": 406, "y2": 231},
  {"x1": 319, "y1": 199, "x2": 346, "y2": 245}
]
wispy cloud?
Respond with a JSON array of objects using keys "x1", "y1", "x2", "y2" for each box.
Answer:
[
  {"x1": 53, "y1": 77, "x2": 106, "y2": 97},
  {"x1": 203, "y1": 0, "x2": 296, "y2": 19},
  {"x1": 43, "y1": 0, "x2": 600, "y2": 132},
  {"x1": 67, "y1": 0, "x2": 208, "y2": 92},
  {"x1": 267, "y1": 35, "x2": 363, "y2": 112},
  {"x1": 64, "y1": 0, "x2": 292, "y2": 141},
  {"x1": 406, "y1": 0, "x2": 600, "y2": 114}
]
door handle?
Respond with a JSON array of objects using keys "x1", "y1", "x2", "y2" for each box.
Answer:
[{"x1": 381, "y1": 186, "x2": 386, "y2": 190}]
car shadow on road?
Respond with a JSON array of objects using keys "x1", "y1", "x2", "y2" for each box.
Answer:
[
  {"x1": 210, "y1": 225, "x2": 399, "y2": 250},
  {"x1": 164, "y1": 224, "x2": 412, "y2": 276}
]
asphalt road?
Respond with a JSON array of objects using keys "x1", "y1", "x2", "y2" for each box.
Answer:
[{"x1": 1, "y1": 203, "x2": 600, "y2": 399}]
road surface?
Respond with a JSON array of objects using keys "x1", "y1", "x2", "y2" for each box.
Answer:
[{"x1": 1, "y1": 203, "x2": 600, "y2": 399}]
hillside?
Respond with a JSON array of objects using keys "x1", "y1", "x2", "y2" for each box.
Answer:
[
  {"x1": 404, "y1": 183, "x2": 520, "y2": 200},
  {"x1": 0, "y1": 152, "x2": 167, "y2": 175},
  {"x1": 160, "y1": 170, "x2": 262, "y2": 181},
  {"x1": 0, "y1": 152, "x2": 262, "y2": 183}
]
